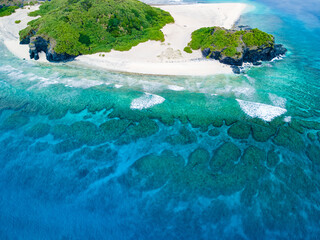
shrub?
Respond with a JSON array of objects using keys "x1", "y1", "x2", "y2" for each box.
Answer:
[
  {"x1": 242, "y1": 28, "x2": 273, "y2": 47},
  {"x1": 0, "y1": 6, "x2": 19, "y2": 17},
  {"x1": 28, "y1": 10, "x2": 39, "y2": 16},
  {"x1": 15, "y1": 20, "x2": 21, "y2": 24},
  {"x1": 183, "y1": 46, "x2": 192, "y2": 53}
]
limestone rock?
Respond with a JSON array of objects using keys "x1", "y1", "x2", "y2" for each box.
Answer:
[
  {"x1": 251, "y1": 124, "x2": 276, "y2": 142},
  {"x1": 227, "y1": 121, "x2": 251, "y2": 139},
  {"x1": 208, "y1": 128, "x2": 220, "y2": 137},
  {"x1": 166, "y1": 126, "x2": 197, "y2": 145},
  {"x1": 210, "y1": 142, "x2": 241, "y2": 173},
  {"x1": 306, "y1": 144, "x2": 320, "y2": 165},
  {"x1": 267, "y1": 149, "x2": 280, "y2": 168},
  {"x1": 273, "y1": 126, "x2": 305, "y2": 152},
  {"x1": 25, "y1": 123, "x2": 50, "y2": 138}
]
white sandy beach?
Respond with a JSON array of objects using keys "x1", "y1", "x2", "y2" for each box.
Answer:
[
  {"x1": 0, "y1": 3, "x2": 249, "y2": 76},
  {"x1": 0, "y1": 5, "x2": 48, "y2": 62}
]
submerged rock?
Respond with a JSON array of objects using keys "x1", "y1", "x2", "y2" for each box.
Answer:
[
  {"x1": 227, "y1": 121, "x2": 251, "y2": 139},
  {"x1": 258, "y1": 180, "x2": 307, "y2": 239},
  {"x1": 126, "y1": 118, "x2": 159, "y2": 138},
  {"x1": 100, "y1": 119, "x2": 132, "y2": 141},
  {"x1": 70, "y1": 121, "x2": 104, "y2": 145},
  {"x1": 85, "y1": 145, "x2": 118, "y2": 161},
  {"x1": 238, "y1": 146, "x2": 266, "y2": 182},
  {"x1": 125, "y1": 150, "x2": 184, "y2": 190},
  {"x1": 251, "y1": 123, "x2": 276, "y2": 142},
  {"x1": 208, "y1": 128, "x2": 220, "y2": 137},
  {"x1": 0, "y1": 112, "x2": 29, "y2": 130},
  {"x1": 267, "y1": 149, "x2": 280, "y2": 168},
  {"x1": 187, "y1": 148, "x2": 210, "y2": 170},
  {"x1": 273, "y1": 126, "x2": 305, "y2": 152},
  {"x1": 306, "y1": 144, "x2": 320, "y2": 165},
  {"x1": 166, "y1": 126, "x2": 197, "y2": 145},
  {"x1": 210, "y1": 142, "x2": 241, "y2": 173},
  {"x1": 116, "y1": 118, "x2": 159, "y2": 144},
  {"x1": 51, "y1": 124, "x2": 71, "y2": 140},
  {"x1": 274, "y1": 162, "x2": 317, "y2": 199},
  {"x1": 53, "y1": 139, "x2": 82, "y2": 154},
  {"x1": 33, "y1": 141, "x2": 51, "y2": 152},
  {"x1": 241, "y1": 145, "x2": 266, "y2": 164},
  {"x1": 307, "y1": 132, "x2": 317, "y2": 142},
  {"x1": 25, "y1": 123, "x2": 50, "y2": 138}
]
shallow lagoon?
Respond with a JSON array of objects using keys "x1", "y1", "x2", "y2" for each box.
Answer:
[{"x1": 0, "y1": 0, "x2": 320, "y2": 239}]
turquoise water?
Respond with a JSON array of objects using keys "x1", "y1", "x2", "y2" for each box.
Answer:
[{"x1": 1, "y1": 0, "x2": 320, "y2": 239}]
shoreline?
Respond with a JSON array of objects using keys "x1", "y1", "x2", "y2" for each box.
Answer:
[
  {"x1": 0, "y1": 3, "x2": 250, "y2": 76},
  {"x1": 0, "y1": 5, "x2": 48, "y2": 62}
]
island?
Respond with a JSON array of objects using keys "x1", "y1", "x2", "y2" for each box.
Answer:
[
  {"x1": 0, "y1": 0, "x2": 287, "y2": 75},
  {"x1": 186, "y1": 26, "x2": 287, "y2": 73}
]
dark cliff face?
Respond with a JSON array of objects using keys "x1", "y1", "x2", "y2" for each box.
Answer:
[
  {"x1": 202, "y1": 44, "x2": 287, "y2": 75},
  {"x1": 20, "y1": 36, "x2": 76, "y2": 62},
  {"x1": 203, "y1": 44, "x2": 287, "y2": 74},
  {"x1": 203, "y1": 44, "x2": 287, "y2": 66}
]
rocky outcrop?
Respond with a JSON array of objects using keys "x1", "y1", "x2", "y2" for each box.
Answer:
[
  {"x1": 20, "y1": 36, "x2": 75, "y2": 62},
  {"x1": 203, "y1": 43, "x2": 287, "y2": 68},
  {"x1": 200, "y1": 27, "x2": 287, "y2": 73}
]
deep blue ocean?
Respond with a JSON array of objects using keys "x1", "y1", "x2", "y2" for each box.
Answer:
[{"x1": 0, "y1": 0, "x2": 320, "y2": 239}]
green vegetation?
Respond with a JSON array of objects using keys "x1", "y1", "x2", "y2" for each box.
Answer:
[
  {"x1": 187, "y1": 27, "x2": 274, "y2": 58},
  {"x1": 0, "y1": 0, "x2": 41, "y2": 7},
  {"x1": 0, "y1": 6, "x2": 18, "y2": 17},
  {"x1": 27, "y1": 10, "x2": 39, "y2": 17},
  {"x1": 183, "y1": 46, "x2": 192, "y2": 53},
  {"x1": 188, "y1": 27, "x2": 213, "y2": 50},
  {"x1": 242, "y1": 28, "x2": 274, "y2": 47},
  {"x1": 20, "y1": 0, "x2": 174, "y2": 56},
  {"x1": 15, "y1": 19, "x2": 21, "y2": 24}
]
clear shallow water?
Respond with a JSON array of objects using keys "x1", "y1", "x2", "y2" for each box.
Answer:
[{"x1": 0, "y1": 0, "x2": 320, "y2": 239}]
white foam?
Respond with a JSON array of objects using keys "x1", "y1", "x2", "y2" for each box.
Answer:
[
  {"x1": 237, "y1": 99, "x2": 287, "y2": 122},
  {"x1": 271, "y1": 55, "x2": 284, "y2": 62},
  {"x1": 0, "y1": 64, "x2": 117, "y2": 89},
  {"x1": 167, "y1": 85, "x2": 185, "y2": 91},
  {"x1": 233, "y1": 86, "x2": 256, "y2": 98},
  {"x1": 244, "y1": 74, "x2": 255, "y2": 84},
  {"x1": 130, "y1": 93, "x2": 165, "y2": 110},
  {"x1": 0, "y1": 65, "x2": 16, "y2": 72},
  {"x1": 268, "y1": 93, "x2": 287, "y2": 108},
  {"x1": 284, "y1": 116, "x2": 292, "y2": 123}
]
